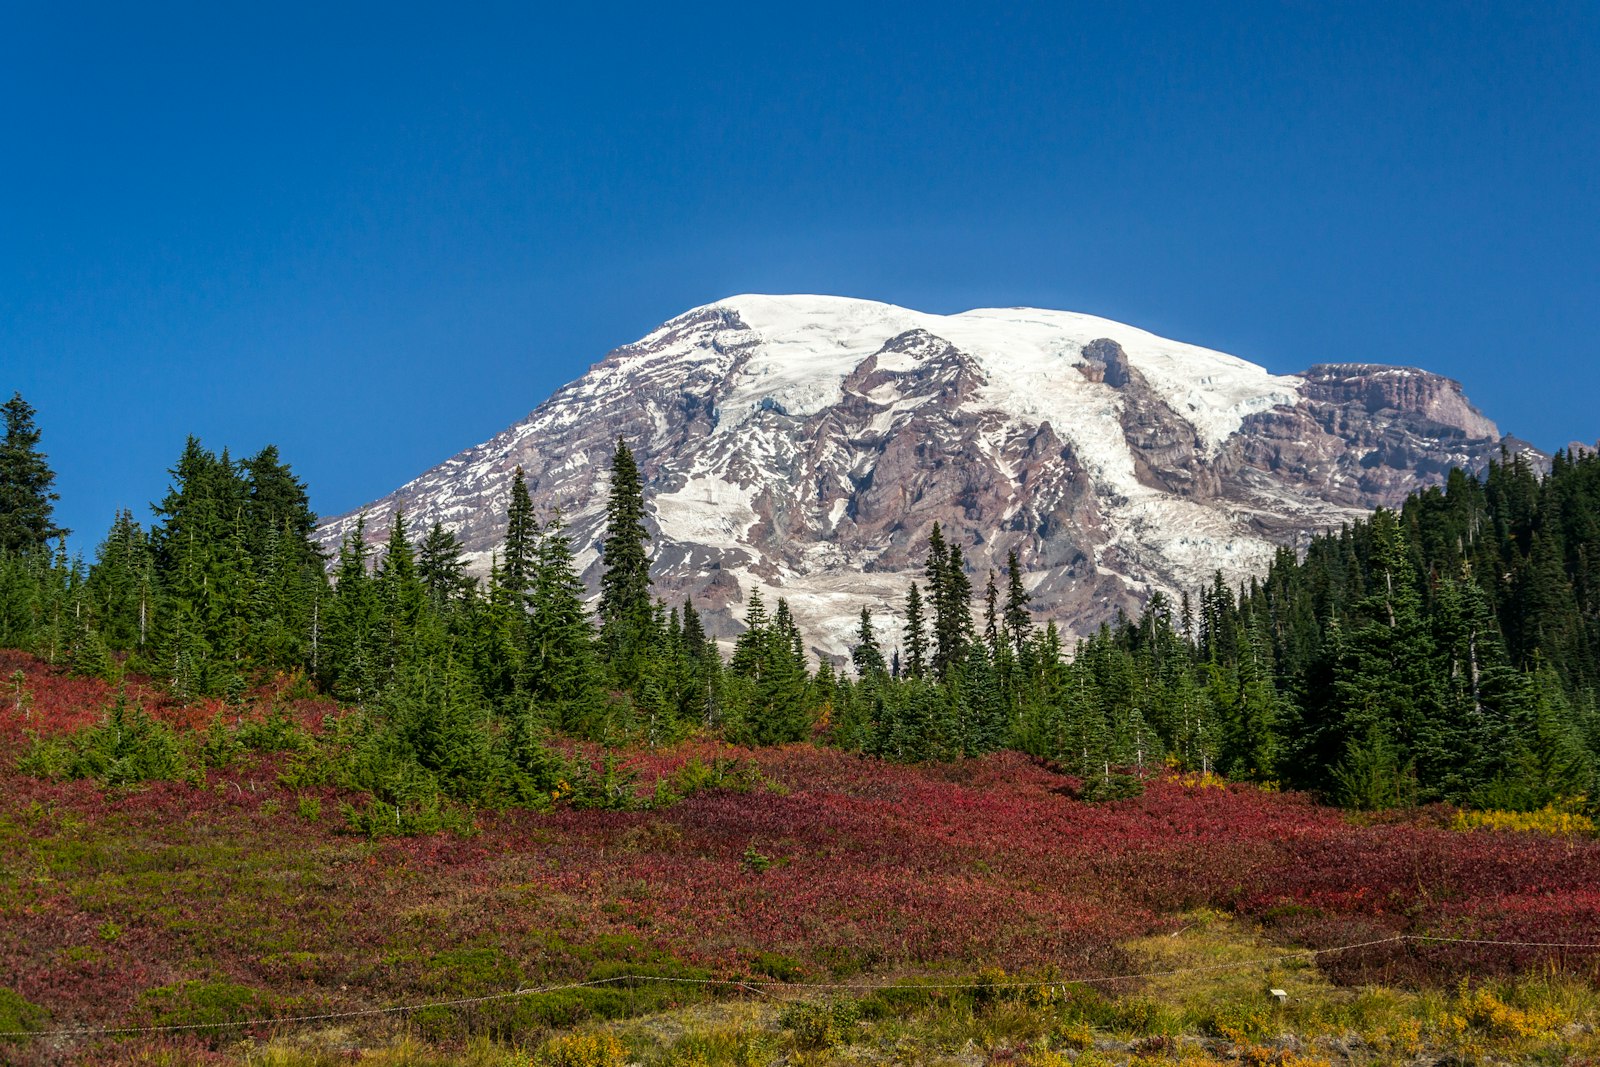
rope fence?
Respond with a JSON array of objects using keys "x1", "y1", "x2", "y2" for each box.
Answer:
[{"x1": 5, "y1": 933, "x2": 1600, "y2": 1041}]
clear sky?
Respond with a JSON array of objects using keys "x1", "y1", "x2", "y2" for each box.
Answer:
[{"x1": 4, "y1": 2, "x2": 1597, "y2": 551}]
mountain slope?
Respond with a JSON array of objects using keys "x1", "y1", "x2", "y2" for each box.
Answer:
[{"x1": 317, "y1": 295, "x2": 1518, "y2": 656}]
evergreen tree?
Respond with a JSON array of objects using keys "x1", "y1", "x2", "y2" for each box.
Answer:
[
  {"x1": 927, "y1": 527, "x2": 974, "y2": 680},
  {"x1": 903, "y1": 582, "x2": 928, "y2": 680},
  {"x1": 983, "y1": 570, "x2": 1002, "y2": 659},
  {"x1": 523, "y1": 512, "x2": 601, "y2": 726},
  {"x1": 502, "y1": 468, "x2": 538, "y2": 605},
  {"x1": 375, "y1": 511, "x2": 428, "y2": 680},
  {"x1": 1226, "y1": 619, "x2": 1281, "y2": 781},
  {"x1": 597, "y1": 438, "x2": 653, "y2": 677},
  {"x1": 0, "y1": 392, "x2": 66, "y2": 554},
  {"x1": 851, "y1": 607, "x2": 887, "y2": 679},
  {"x1": 730, "y1": 588, "x2": 769, "y2": 678},
  {"x1": 418, "y1": 521, "x2": 470, "y2": 607},
  {"x1": 1003, "y1": 550, "x2": 1033, "y2": 662},
  {"x1": 240, "y1": 445, "x2": 320, "y2": 566},
  {"x1": 322, "y1": 517, "x2": 383, "y2": 702},
  {"x1": 86, "y1": 509, "x2": 155, "y2": 653},
  {"x1": 959, "y1": 643, "x2": 1007, "y2": 755}
]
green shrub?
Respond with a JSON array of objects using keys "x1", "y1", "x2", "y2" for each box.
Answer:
[
  {"x1": 662, "y1": 1028, "x2": 769, "y2": 1067},
  {"x1": 236, "y1": 703, "x2": 313, "y2": 754},
  {"x1": 138, "y1": 980, "x2": 271, "y2": 1032},
  {"x1": 0, "y1": 987, "x2": 47, "y2": 1044},
  {"x1": 196, "y1": 712, "x2": 239, "y2": 769},
  {"x1": 566, "y1": 754, "x2": 639, "y2": 810},
  {"x1": 422, "y1": 947, "x2": 523, "y2": 996},
  {"x1": 341, "y1": 791, "x2": 474, "y2": 838},
  {"x1": 18, "y1": 695, "x2": 184, "y2": 785},
  {"x1": 856, "y1": 983, "x2": 941, "y2": 1019},
  {"x1": 750, "y1": 951, "x2": 805, "y2": 982},
  {"x1": 15, "y1": 733, "x2": 73, "y2": 780},
  {"x1": 1080, "y1": 772, "x2": 1146, "y2": 803},
  {"x1": 779, "y1": 998, "x2": 861, "y2": 1049}
]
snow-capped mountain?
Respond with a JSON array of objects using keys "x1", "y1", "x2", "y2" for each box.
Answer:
[{"x1": 317, "y1": 295, "x2": 1519, "y2": 657}]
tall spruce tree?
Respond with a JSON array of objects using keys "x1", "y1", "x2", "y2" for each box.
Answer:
[
  {"x1": 523, "y1": 512, "x2": 601, "y2": 725},
  {"x1": 851, "y1": 607, "x2": 887, "y2": 679},
  {"x1": 502, "y1": 467, "x2": 538, "y2": 605},
  {"x1": 0, "y1": 393, "x2": 66, "y2": 555},
  {"x1": 418, "y1": 521, "x2": 470, "y2": 607},
  {"x1": 903, "y1": 582, "x2": 928, "y2": 680},
  {"x1": 597, "y1": 438, "x2": 653, "y2": 677}
]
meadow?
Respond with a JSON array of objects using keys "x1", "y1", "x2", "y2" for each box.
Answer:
[{"x1": 3, "y1": 650, "x2": 1599, "y2": 1066}]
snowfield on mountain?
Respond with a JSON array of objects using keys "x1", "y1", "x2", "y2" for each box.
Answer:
[{"x1": 319, "y1": 295, "x2": 1518, "y2": 657}]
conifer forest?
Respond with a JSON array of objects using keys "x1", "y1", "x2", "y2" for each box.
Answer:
[{"x1": 2, "y1": 391, "x2": 1596, "y2": 819}]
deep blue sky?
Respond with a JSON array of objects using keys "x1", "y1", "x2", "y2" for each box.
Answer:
[{"x1": 5, "y1": 2, "x2": 1597, "y2": 551}]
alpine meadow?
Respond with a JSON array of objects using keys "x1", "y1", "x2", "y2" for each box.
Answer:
[{"x1": 3, "y1": 370, "x2": 1600, "y2": 1064}]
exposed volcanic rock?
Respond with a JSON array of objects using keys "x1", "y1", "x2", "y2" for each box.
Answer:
[{"x1": 318, "y1": 295, "x2": 1528, "y2": 658}]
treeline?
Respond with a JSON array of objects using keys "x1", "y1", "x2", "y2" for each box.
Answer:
[
  {"x1": 2, "y1": 388, "x2": 1598, "y2": 814},
  {"x1": 825, "y1": 451, "x2": 1600, "y2": 811}
]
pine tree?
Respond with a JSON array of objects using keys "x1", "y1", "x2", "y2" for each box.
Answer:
[
  {"x1": 959, "y1": 643, "x2": 1007, "y2": 755},
  {"x1": 597, "y1": 438, "x2": 653, "y2": 678},
  {"x1": 1227, "y1": 619, "x2": 1281, "y2": 781},
  {"x1": 240, "y1": 445, "x2": 320, "y2": 567},
  {"x1": 851, "y1": 607, "x2": 887, "y2": 679},
  {"x1": 1003, "y1": 550, "x2": 1033, "y2": 661},
  {"x1": 86, "y1": 509, "x2": 154, "y2": 653},
  {"x1": 927, "y1": 527, "x2": 974, "y2": 680},
  {"x1": 523, "y1": 512, "x2": 601, "y2": 725},
  {"x1": 502, "y1": 467, "x2": 538, "y2": 605},
  {"x1": 376, "y1": 511, "x2": 428, "y2": 680},
  {"x1": 146, "y1": 439, "x2": 255, "y2": 695},
  {"x1": 903, "y1": 582, "x2": 928, "y2": 680},
  {"x1": 730, "y1": 588, "x2": 769, "y2": 678},
  {"x1": 322, "y1": 517, "x2": 383, "y2": 702},
  {"x1": 418, "y1": 521, "x2": 470, "y2": 607},
  {"x1": 0, "y1": 392, "x2": 66, "y2": 555}
]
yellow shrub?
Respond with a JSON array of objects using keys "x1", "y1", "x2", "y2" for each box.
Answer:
[
  {"x1": 1451, "y1": 803, "x2": 1594, "y2": 835},
  {"x1": 1022, "y1": 1050, "x2": 1074, "y2": 1067},
  {"x1": 1055, "y1": 1021, "x2": 1094, "y2": 1050},
  {"x1": 539, "y1": 1031, "x2": 626, "y2": 1067},
  {"x1": 1170, "y1": 770, "x2": 1229, "y2": 791},
  {"x1": 1385, "y1": 1017, "x2": 1423, "y2": 1056},
  {"x1": 1454, "y1": 985, "x2": 1565, "y2": 1039}
]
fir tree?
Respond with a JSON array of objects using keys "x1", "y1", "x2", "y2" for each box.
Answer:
[
  {"x1": 240, "y1": 445, "x2": 320, "y2": 567},
  {"x1": 0, "y1": 392, "x2": 66, "y2": 555},
  {"x1": 903, "y1": 582, "x2": 928, "y2": 680},
  {"x1": 502, "y1": 468, "x2": 538, "y2": 605},
  {"x1": 523, "y1": 512, "x2": 601, "y2": 725},
  {"x1": 375, "y1": 511, "x2": 428, "y2": 679},
  {"x1": 851, "y1": 607, "x2": 887, "y2": 679},
  {"x1": 1003, "y1": 550, "x2": 1033, "y2": 661},
  {"x1": 730, "y1": 588, "x2": 769, "y2": 678},
  {"x1": 86, "y1": 509, "x2": 154, "y2": 652},
  {"x1": 322, "y1": 517, "x2": 383, "y2": 703},
  {"x1": 597, "y1": 438, "x2": 653, "y2": 677},
  {"x1": 418, "y1": 521, "x2": 470, "y2": 607}
]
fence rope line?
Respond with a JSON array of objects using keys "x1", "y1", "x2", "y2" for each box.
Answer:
[{"x1": 4, "y1": 933, "x2": 1598, "y2": 1041}]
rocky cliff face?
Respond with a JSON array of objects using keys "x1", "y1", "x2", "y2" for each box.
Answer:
[{"x1": 317, "y1": 295, "x2": 1522, "y2": 657}]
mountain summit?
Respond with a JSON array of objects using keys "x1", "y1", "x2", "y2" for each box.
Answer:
[{"x1": 318, "y1": 295, "x2": 1515, "y2": 656}]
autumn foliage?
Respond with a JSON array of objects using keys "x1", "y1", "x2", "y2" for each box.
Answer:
[{"x1": 2, "y1": 651, "x2": 1599, "y2": 1063}]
